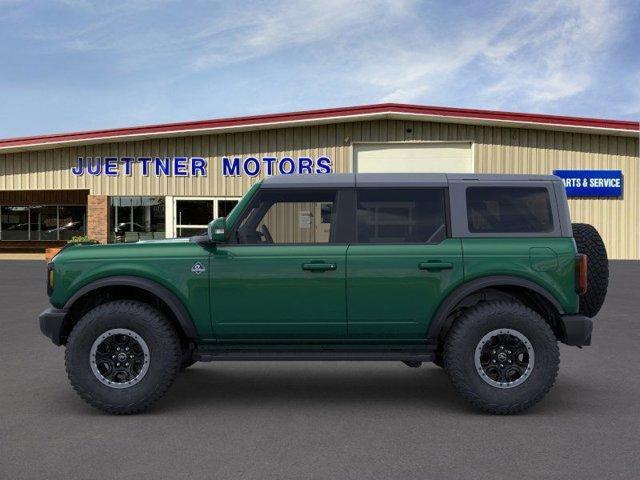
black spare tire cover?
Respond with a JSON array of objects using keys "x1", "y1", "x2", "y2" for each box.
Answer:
[{"x1": 572, "y1": 223, "x2": 609, "y2": 317}]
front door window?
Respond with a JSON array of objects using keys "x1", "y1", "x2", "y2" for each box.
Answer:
[{"x1": 235, "y1": 190, "x2": 336, "y2": 244}]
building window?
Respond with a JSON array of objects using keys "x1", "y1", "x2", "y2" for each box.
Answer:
[
  {"x1": 174, "y1": 198, "x2": 240, "y2": 238},
  {"x1": 110, "y1": 197, "x2": 166, "y2": 243},
  {"x1": 0, "y1": 205, "x2": 86, "y2": 241},
  {"x1": 57, "y1": 206, "x2": 87, "y2": 240}
]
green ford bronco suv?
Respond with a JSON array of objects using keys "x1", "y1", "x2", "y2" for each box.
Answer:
[{"x1": 39, "y1": 173, "x2": 608, "y2": 414}]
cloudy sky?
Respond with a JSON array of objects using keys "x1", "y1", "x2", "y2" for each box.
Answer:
[{"x1": 1, "y1": 0, "x2": 638, "y2": 137}]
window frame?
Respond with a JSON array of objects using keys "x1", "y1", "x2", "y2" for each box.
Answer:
[
  {"x1": 227, "y1": 188, "x2": 351, "y2": 246},
  {"x1": 351, "y1": 187, "x2": 450, "y2": 245}
]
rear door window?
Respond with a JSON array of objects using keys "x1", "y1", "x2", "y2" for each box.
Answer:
[
  {"x1": 466, "y1": 187, "x2": 553, "y2": 233},
  {"x1": 355, "y1": 188, "x2": 447, "y2": 243}
]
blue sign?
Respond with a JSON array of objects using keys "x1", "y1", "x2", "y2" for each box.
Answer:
[{"x1": 553, "y1": 170, "x2": 623, "y2": 198}]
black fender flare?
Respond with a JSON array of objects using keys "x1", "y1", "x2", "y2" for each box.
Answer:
[
  {"x1": 426, "y1": 275, "x2": 565, "y2": 343},
  {"x1": 64, "y1": 275, "x2": 198, "y2": 340}
]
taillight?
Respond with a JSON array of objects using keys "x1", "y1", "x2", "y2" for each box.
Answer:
[
  {"x1": 575, "y1": 254, "x2": 588, "y2": 295},
  {"x1": 47, "y1": 263, "x2": 55, "y2": 296}
]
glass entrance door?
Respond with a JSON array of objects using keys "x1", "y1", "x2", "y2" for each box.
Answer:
[{"x1": 174, "y1": 197, "x2": 239, "y2": 238}]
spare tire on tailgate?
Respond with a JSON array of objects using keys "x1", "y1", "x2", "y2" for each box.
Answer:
[{"x1": 572, "y1": 223, "x2": 608, "y2": 317}]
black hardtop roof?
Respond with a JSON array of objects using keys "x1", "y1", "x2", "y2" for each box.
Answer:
[{"x1": 261, "y1": 173, "x2": 561, "y2": 188}]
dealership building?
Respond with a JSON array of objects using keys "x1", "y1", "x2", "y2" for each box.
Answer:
[{"x1": 0, "y1": 103, "x2": 638, "y2": 258}]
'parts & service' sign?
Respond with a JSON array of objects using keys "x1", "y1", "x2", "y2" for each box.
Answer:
[{"x1": 553, "y1": 170, "x2": 623, "y2": 198}]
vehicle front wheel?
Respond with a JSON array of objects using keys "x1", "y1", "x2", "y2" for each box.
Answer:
[
  {"x1": 443, "y1": 301, "x2": 559, "y2": 414},
  {"x1": 180, "y1": 348, "x2": 197, "y2": 370},
  {"x1": 65, "y1": 300, "x2": 181, "y2": 414}
]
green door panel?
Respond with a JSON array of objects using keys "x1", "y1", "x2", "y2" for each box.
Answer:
[
  {"x1": 462, "y1": 238, "x2": 579, "y2": 313},
  {"x1": 210, "y1": 245, "x2": 347, "y2": 340},
  {"x1": 50, "y1": 241, "x2": 212, "y2": 338},
  {"x1": 346, "y1": 239, "x2": 464, "y2": 340}
]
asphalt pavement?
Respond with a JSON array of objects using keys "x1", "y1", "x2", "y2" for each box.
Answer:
[{"x1": 1, "y1": 260, "x2": 639, "y2": 479}]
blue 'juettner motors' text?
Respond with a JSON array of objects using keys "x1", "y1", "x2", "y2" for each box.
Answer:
[{"x1": 70, "y1": 156, "x2": 333, "y2": 177}]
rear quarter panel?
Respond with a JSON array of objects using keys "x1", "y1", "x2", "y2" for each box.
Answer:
[{"x1": 462, "y1": 238, "x2": 579, "y2": 314}]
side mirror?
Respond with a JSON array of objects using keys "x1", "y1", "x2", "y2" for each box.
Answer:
[{"x1": 208, "y1": 217, "x2": 227, "y2": 243}]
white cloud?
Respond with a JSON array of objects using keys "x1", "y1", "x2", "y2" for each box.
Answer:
[
  {"x1": 348, "y1": 0, "x2": 624, "y2": 109},
  {"x1": 480, "y1": 0, "x2": 623, "y2": 106},
  {"x1": 7, "y1": 0, "x2": 633, "y2": 120},
  {"x1": 189, "y1": 0, "x2": 413, "y2": 70}
]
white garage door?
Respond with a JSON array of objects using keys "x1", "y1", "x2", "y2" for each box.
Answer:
[{"x1": 354, "y1": 142, "x2": 473, "y2": 173}]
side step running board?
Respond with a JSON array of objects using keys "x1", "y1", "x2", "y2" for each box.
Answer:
[{"x1": 194, "y1": 350, "x2": 434, "y2": 362}]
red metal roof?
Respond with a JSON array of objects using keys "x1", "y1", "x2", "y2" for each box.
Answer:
[{"x1": 1, "y1": 103, "x2": 637, "y2": 151}]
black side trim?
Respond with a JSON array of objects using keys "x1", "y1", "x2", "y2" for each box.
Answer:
[
  {"x1": 194, "y1": 349, "x2": 434, "y2": 362},
  {"x1": 190, "y1": 234, "x2": 214, "y2": 247},
  {"x1": 39, "y1": 307, "x2": 68, "y2": 346},
  {"x1": 426, "y1": 275, "x2": 565, "y2": 342},
  {"x1": 560, "y1": 314, "x2": 593, "y2": 346},
  {"x1": 63, "y1": 276, "x2": 198, "y2": 340}
]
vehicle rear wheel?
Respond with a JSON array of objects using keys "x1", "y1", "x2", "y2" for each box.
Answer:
[
  {"x1": 432, "y1": 353, "x2": 444, "y2": 368},
  {"x1": 65, "y1": 300, "x2": 181, "y2": 414},
  {"x1": 572, "y1": 222, "x2": 609, "y2": 317},
  {"x1": 443, "y1": 301, "x2": 559, "y2": 414}
]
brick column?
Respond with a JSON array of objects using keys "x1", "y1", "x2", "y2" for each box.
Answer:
[{"x1": 87, "y1": 195, "x2": 109, "y2": 244}]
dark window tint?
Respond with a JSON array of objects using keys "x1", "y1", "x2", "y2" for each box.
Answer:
[
  {"x1": 0, "y1": 205, "x2": 87, "y2": 241},
  {"x1": 466, "y1": 187, "x2": 553, "y2": 233},
  {"x1": 176, "y1": 200, "x2": 212, "y2": 226},
  {"x1": 217, "y1": 200, "x2": 238, "y2": 218},
  {"x1": 110, "y1": 197, "x2": 165, "y2": 242},
  {"x1": 1, "y1": 206, "x2": 30, "y2": 240},
  {"x1": 356, "y1": 189, "x2": 446, "y2": 243},
  {"x1": 57, "y1": 206, "x2": 86, "y2": 240}
]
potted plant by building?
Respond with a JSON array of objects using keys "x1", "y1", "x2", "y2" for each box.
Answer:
[{"x1": 44, "y1": 235, "x2": 98, "y2": 262}]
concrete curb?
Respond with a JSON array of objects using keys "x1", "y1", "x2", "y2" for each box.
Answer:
[{"x1": 0, "y1": 254, "x2": 44, "y2": 261}]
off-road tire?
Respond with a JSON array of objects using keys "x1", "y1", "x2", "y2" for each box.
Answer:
[
  {"x1": 444, "y1": 301, "x2": 559, "y2": 414},
  {"x1": 572, "y1": 222, "x2": 608, "y2": 317},
  {"x1": 65, "y1": 300, "x2": 181, "y2": 414}
]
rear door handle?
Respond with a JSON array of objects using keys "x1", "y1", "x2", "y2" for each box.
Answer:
[
  {"x1": 302, "y1": 262, "x2": 337, "y2": 272},
  {"x1": 418, "y1": 261, "x2": 453, "y2": 271}
]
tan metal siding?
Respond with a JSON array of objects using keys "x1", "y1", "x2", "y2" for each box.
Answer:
[
  {"x1": 0, "y1": 120, "x2": 637, "y2": 258},
  {"x1": 474, "y1": 127, "x2": 639, "y2": 260},
  {"x1": 0, "y1": 189, "x2": 87, "y2": 205}
]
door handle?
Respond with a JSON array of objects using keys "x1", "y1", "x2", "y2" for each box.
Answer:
[
  {"x1": 302, "y1": 262, "x2": 337, "y2": 272},
  {"x1": 418, "y1": 261, "x2": 453, "y2": 271}
]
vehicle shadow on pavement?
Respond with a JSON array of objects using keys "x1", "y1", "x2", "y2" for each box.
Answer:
[
  {"x1": 156, "y1": 363, "x2": 594, "y2": 415},
  {"x1": 153, "y1": 364, "x2": 464, "y2": 413},
  {"x1": 47, "y1": 362, "x2": 592, "y2": 416}
]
